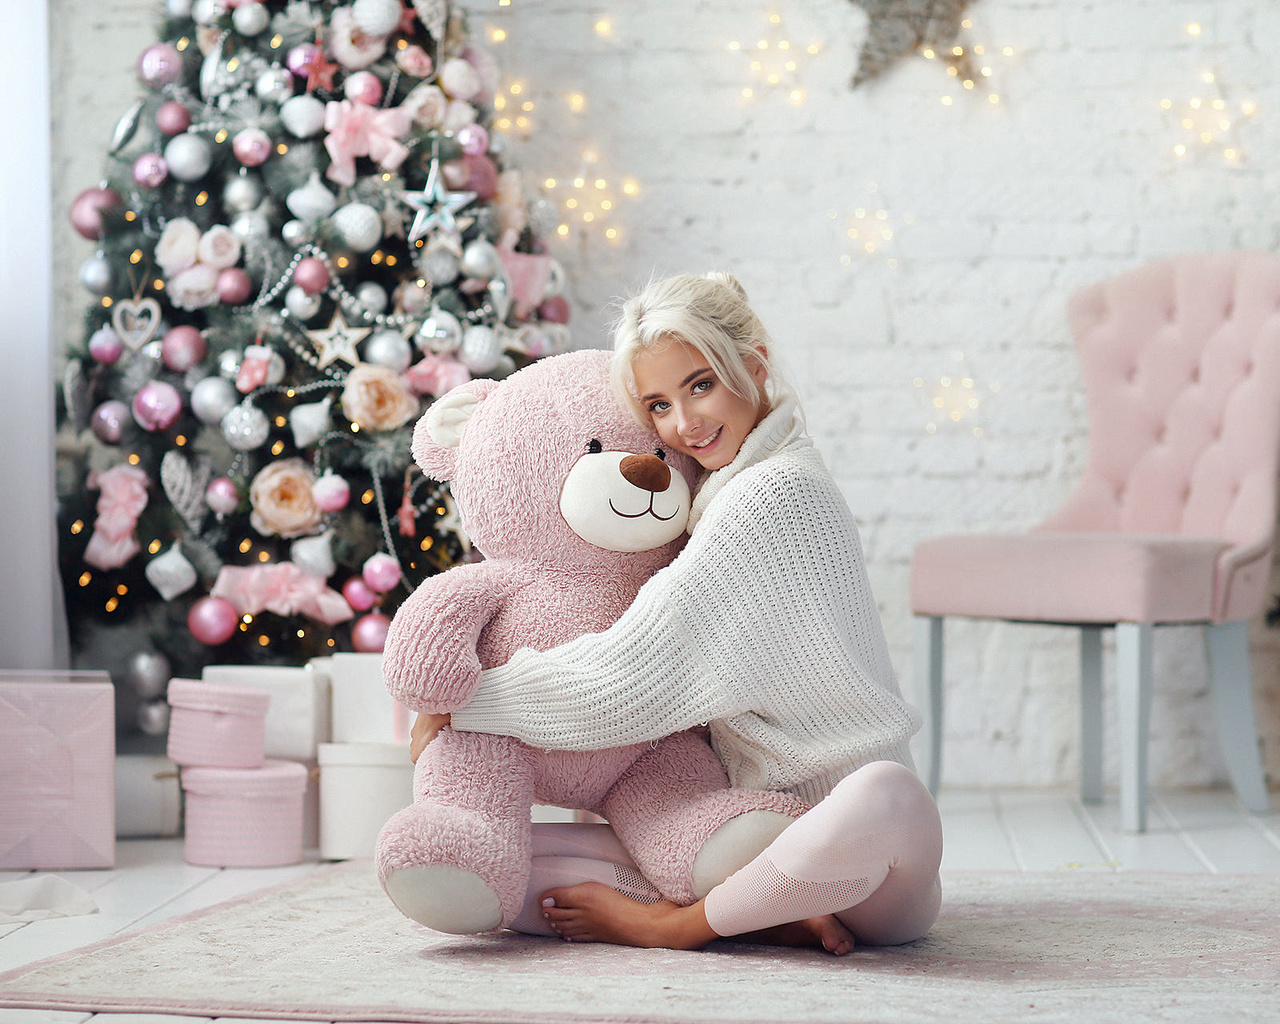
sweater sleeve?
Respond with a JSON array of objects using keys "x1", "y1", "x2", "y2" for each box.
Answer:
[{"x1": 449, "y1": 532, "x2": 746, "y2": 749}]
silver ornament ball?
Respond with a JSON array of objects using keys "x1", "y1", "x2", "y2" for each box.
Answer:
[
  {"x1": 254, "y1": 66, "x2": 293, "y2": 104},
  {"x1": 222, "y1": 403, "x2": 271, "y2": 450},
  {"x1": 458, "y1": 324, "x2": 503, "y2": 373},
  {"x1": 331, "y1": 202, "x2": 384, "y2": 252},
  {"x1": 218, "y1": 349, "x2": 242, "y2": 379},
  {"x1": 190, "y1": 375, "x2": 239, "y2": 423},
  {"x1": 230, "y1": 208, "x2": 270, "y2": 240},
  {"x1": 353, "y1": 281, "x2": 389, "y2": 315},
  {"x1": 123, "y1": 650, "x2": 171, "y2": 700},
  {"x1": 234, "y1": 1, "x2": 271, "y2": 37},
  {"x1": 363, "y1": 329, "x2": 412, "y2": 372},
  {"x1": 417, "y1": 307, "x2": 463, "y2": 353},
  {"x1": 164, "y1": 133, "x2": 213, "y2": 182},
  {"x1": 224, "y1": 173, "x2": 264, "y2": 213},
  {"x1": 285, "y1": 284, "x2": 323, "y2": 320},
  {"x1": 78, "y1": 255, "x2": 115, "y2": 296},
  {"x1": 136, "y1": 699, "x2": 172, "y2": 737},
  {"x1": 416, "y1": 246, "x2": 460, "y2": 286},
  {"x1": 460, "y1": 239, "x2": 500, "y2": 279},
  {"x1": 281, "y1": 218, "x2": 312, "y2": 247}
]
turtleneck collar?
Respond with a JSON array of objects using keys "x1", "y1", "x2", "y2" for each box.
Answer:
[{"x1": 686, "y1": 394, "x2": 809, "y2": 534}]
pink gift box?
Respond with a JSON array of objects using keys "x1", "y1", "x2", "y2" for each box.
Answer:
[
  {"x1": 166, "y1": 677, "x2": 270, "y2": 769},
  {"x1": 0, "y1": 670, "x2": 115, "y2": 869},
  {"x1": 181, "y1": 759, "x2": 307, "y2": 867}
]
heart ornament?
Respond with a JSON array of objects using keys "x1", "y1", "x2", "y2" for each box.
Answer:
[{"x1": 111, "y1": 297, "x2": 162, "y2": 351}]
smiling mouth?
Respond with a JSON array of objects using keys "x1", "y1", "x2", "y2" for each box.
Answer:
[
  {"x1": 689, "y1": 428, "x2": 720, "y2": 450},
  {"x1": 610, "y1": 494, "x2": 679, "y2": 521}
]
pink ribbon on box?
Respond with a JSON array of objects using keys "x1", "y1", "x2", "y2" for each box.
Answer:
[
  {"x1": 324, "y1": 100, "x2": 412, "y2": 187},
  {"x1": 84, "y1": 464, "x2": 149, "y2": 570},
  {"x1": 211, "y1": 562, "x2": 355, "y2": 625}
]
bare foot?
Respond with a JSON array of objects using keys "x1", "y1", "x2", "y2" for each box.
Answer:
[
  {"x1": 540, "y1": 882, "x2": 717, "y2": 950},
  {"x1": 739, "y1": 914, "x2": 855, "y2": 956}
]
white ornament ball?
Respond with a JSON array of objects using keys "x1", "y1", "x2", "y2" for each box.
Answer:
[
  {"x1": 289, "y1": 396, "x2": 332, "y2": 447},
  {"x1": 164, "y1": 133, "x2": 213, "y2": 182},
  {"x1": 221, "y1": 403, "x2": 271, "y2": 450},
  {"x1": 223, "y1": 173, "x2": 264, "y2": 213},
  {"x1": 192, "y1": 377, "x2": 240, "y2": 426},
  {"x1": 144, "y1": 544, "x2": 197, "y2": 601},
  {"x1": 458, "y1": 324, "x2": 502, "y2": 374},
  {"x1": 352, "y1": 0, "x2": 402, "y2": 36},
  {"x1": 280, "y1": 94, "x2": 327, "y2": 138},
  {"x1": 218, "y1": 348, "x2": 241, "y2": 379},
  {"x1": 137, "y1": 699, "x2": 172, "y2": 737},
  {"x1": 192, "y1": 0, "x2": 226, "y2": 24},
  {"x1": 285, "y1": 284, "x2": 322, "y2": 320},
  {"x1": 255, "y1": 66, "x2": 293, "y2": 104},
  {"x1": 286, "y1": 172, "x2": 337, "y2": 222},
  {"x1": 460, "y1": 239, "x2": 500, "y2": 280},
  {"x1": 353, "y1": 281, "x2": 389, "y2": 314},
  {"x1": 364, "y1": 329, "x2": 412, "y2": 372},
  {"x1": 281, "y1": 219, "x2": 312, "y2": 247},
  {"x1": 396, "y1": 278, "x2": 433, "y2": 315},
  {"x1": 166, "y1": 0, "x2": 192, "y2": 17},
  {"x1": 332, "y1": 202, "x2": 383, "y2": 252},
  {"x1": 417, "y1": 307, "x2": 462, "y2": 353},
  {"x1": 233, "y1": 1, "x2": 271, "y2": 36}
]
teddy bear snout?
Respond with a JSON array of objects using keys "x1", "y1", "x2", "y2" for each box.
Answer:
[{"x1": 619, "y1": 453, "x2": 672, "y2": 493}]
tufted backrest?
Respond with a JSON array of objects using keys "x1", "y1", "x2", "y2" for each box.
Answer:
[{"x1": 1038, "y1": 252, "x2": 1280, "y2": 621}]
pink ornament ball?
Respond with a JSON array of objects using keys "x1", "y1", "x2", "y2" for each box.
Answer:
[
  {"x1": 88, "y1": 326, "x2": 125, "y2": 365},
  {"x1": 351, "y1": 612, "x2": 391, "y2": 653},
  {"x1": 292, "y1": 256, "x2": 330, "y2": 296},
  {"x1": 312, "y1": 473, "x2": 350, "y2": 512},
  {"x1": 456, "y1": 123, "x2": 489, "y2": 157},
  {"x1": 461, "y1": 154, "x2": 498, "y2": 199},
  {"x1": 188, "y1": 596, "x2": 239, "y2": 645},
  {"x1": 133, "y1": 152, "x2": 169, "y2": 188},
  {"x1": 217, "y1": 267, "x2": 254, "y2": 305},
  {"x1": 538, "y1": 295, "x2": 571, "y2": 324},
  {"x1": 132, "y1": 380, "x2": 183, "y2": 432},
  {"x1": 362, "y1": 552, "x2": 402, "y2": 593},
  {"x1": 69, "y1": 187, "x2": 122, "y2": 240},
  {"x1": 341, "y1": 576, "x2": 378, "y2": 612},
  {"x1": 343, "y1": 71, "x2": 383, "y2": 106},
  {"x1": 90, "y1": 400, "x2": 129, "y2": 444},
  {"x1": 155, "y1": 100, "x2": 192, "y2": 137},
  {"x1": 205, "y1": 475, "x2": 240, "y2": 515},
  {"x1": 232, "y1": 128, "x2": 273, "y2": 167},
  {"x1": 137, "y1": 42, "x2": 184, "y2": 89},
  {"x1": 160, "y1": 325, "x2": 207, "y2": 372},
  {"x1": 286, "y1": 43, "x2": 320, "y2": 77}
]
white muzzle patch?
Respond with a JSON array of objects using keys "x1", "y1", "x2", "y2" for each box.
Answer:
[{"x1": 559, "y1": 450, "x2": 691, "y2": 552}]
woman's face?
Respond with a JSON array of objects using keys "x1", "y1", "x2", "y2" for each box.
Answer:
[{"x1": 631, "y1": 339, "x2": 767, "y2": 471}]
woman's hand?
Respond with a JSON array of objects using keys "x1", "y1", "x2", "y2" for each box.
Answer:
[{"x1": 410, "y1": 712, "x2": 452, "y2": 762}]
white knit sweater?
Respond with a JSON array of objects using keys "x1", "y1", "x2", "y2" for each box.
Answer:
[{"x1": 451, "y1": 397, "x2": 921, "y2": 806}]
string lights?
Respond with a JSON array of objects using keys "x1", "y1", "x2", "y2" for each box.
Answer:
[
  {"x1": 542, "y1": 150, "x2": 639, "y2": 245},
  {"x1": 828, "y1": 184, "x2": 913, "y2": 269},
  {"x1": 727, "y1": 11, "x2": 822, "y2": 104},
  {"x1": 1161, "y1": 22, "x2": 1257, "y2": 165},
  {"x1": 922, "y1": 19, "x2": 1011, "y2": 107},
  {"x1": 913, "y1": 353, "x2": 996, "y2": 437}
]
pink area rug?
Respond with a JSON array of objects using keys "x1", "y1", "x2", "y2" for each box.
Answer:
[{"x1": 0, "y1": 861, "x2": 1277, "y2": 1023}]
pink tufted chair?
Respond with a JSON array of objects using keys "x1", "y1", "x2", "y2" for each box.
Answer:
[{"x1": 910, "y1": 252, "x2": 1280, "y2": 831}]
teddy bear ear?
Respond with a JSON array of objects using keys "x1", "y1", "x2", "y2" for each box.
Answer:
[{"x1": 412, "y1": 379, "x2": 501, "y2": 479}]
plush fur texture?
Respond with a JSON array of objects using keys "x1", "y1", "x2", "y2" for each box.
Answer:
[{"x1": 375, "y1": 350, "x2": 804, "y2": 931}]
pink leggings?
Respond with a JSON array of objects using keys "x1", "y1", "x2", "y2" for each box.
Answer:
[{"x1": 515, "y1": 760, "x2": 943, "y2": 946}]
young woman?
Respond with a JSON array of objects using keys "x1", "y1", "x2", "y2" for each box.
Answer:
[{"x1": 416, "y1": 272, "x2": 942, "y2": 955}]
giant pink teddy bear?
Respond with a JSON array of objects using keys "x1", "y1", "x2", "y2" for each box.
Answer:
[{"x1": 375, "y1": 349, "x2": 805, "y2": 934}]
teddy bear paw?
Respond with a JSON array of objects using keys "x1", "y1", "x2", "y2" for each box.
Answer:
[{"x1": 383, "y1": 863, "x2": 503, "y2": 934}]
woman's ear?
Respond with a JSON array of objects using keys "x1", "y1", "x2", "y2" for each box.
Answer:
[{"x1": 748, "y1": 345, "x2": 769, "y2": 386}]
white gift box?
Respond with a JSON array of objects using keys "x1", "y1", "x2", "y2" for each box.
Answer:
[
  {"x1": 200, "y1": 664, "x2": 331, "y2": 760},
  {"x1": 325, "y1": 653, "x2": 410, "y2": 746},
  {"x1": 115, "y1": 753, "x2": 181, "y2": 837},
  {"x1": 317, "y1": 742, "x2": 413, "y2": 860}
]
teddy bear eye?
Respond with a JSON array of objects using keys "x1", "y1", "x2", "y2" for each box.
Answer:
[
  {"x1": 586, "y1": 439, "x2": 603, "y2": 454},
  {"x1": 655, "y1": 448, "x2": 666, "y2": 461}
]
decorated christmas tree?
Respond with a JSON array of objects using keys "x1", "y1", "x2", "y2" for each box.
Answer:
[{"x1": 58, "y1": 0, "x2": 570, "y2": 737}]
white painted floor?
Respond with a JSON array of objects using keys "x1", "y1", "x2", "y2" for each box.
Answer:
[{"x1": 1, "y1": 786, "x2": 1277, "y2": 1024}]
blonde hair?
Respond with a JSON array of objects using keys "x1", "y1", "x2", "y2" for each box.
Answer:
[{"x1": 609, "y1": 272, "x2": 779, "y2": 424}]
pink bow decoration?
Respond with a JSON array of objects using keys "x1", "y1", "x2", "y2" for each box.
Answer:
[
  {"x1": 405, "y1": 352, "x2": 471, "y2": 398},
  {"x1": 211, "y1": 562, "x2": 355, "y2": 625},
  {"x1": 84, "y1": 464, "x2": 149, "y2": 570},
  {"x1": 324, "y1": 100, "x2": 412, "y2": 187},
  {"x1": 498, "y1": 230, "x2": 554, "y2": 321}
]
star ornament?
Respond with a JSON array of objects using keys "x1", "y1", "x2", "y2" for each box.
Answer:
[
  {"x1": 848, "y1": 0, "x2": 975, "y2": 86},
  {"x1": 306, "y1": 309, "x2": 372, "y2": 368},
  {"x1": 401, "y1": 158, "x2": 477, "y2": 246}
]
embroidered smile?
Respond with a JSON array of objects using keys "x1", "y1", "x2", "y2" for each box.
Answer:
[{"x1": 610, "y1": 495, "x2": 680, "y2": 521}]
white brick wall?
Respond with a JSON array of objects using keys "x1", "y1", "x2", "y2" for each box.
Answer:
[{"x1": 51, "y1": 0, "x2": 1280, "y2": 791}]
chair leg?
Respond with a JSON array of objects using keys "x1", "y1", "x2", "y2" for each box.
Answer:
[
  {"x1": 1204, "y1": 621, "x2": 1270, "y2": 813},
  {"x1": 1079, "y1": 625, "x2": 1104, "y2": 805},
  {"x1": 913, "y1": 615, "x2": 944, "y2": 796},
  {"x1": 1115, "y1": 622, "x2": 1153, "y2": 833}
]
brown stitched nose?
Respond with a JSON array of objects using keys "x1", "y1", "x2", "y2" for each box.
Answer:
[{"x1": 619, "y1": 453, "x2": 671, "y2": 493}]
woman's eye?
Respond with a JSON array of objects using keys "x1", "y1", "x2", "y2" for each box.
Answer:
[
  {"x1": 586, "y1": 439, "x2": 603, "y2": 454},
  {"x1": 648, "y1": 400, "x2": 669, "y2": 414},
  {"x1": 692, "y1": 379, "x2": 713, "y2": 394}
]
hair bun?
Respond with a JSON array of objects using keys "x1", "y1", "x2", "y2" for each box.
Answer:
[{"x1": 703, "y1": 271, "x2": 748, "y2": 300}]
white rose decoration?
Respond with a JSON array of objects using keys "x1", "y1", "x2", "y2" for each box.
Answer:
[
  {"x1": 155, "y1": 217, "x2": 202, "y2": 275},
  {"x1": 196, "y1": 225, "x2": 243, "y2": 270}
]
